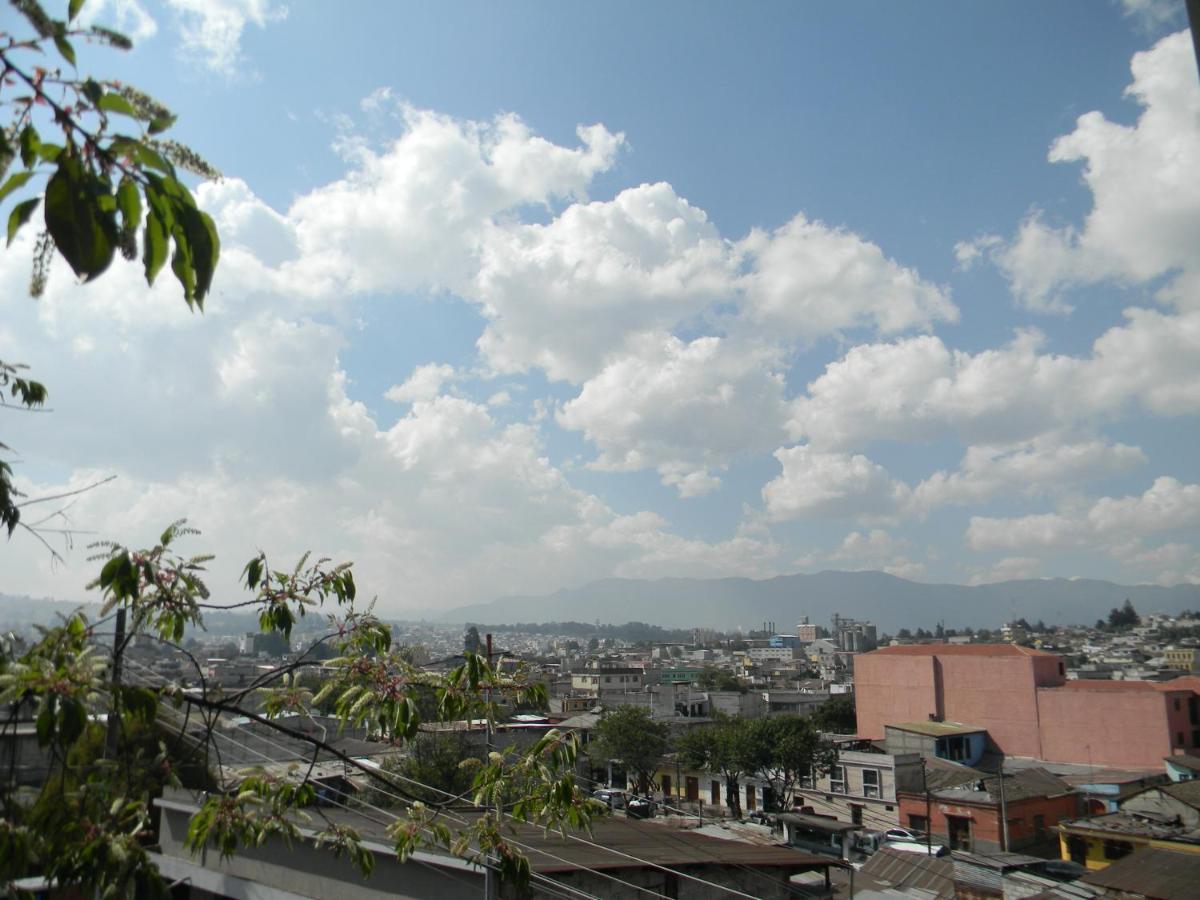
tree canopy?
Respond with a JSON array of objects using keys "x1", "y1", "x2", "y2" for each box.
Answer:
[{"x1": 590, "y1": 705, "x2": 670, "y2": 795}]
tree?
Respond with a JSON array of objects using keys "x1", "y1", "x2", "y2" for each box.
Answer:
[
  {"x1": 590, "y1": 706, "x2": 669, "y2": 795},
  {"x1": 371, "y1": 733, "x2": 479, "y2": 807},
  {"x1": 746, "y1": 717, "x2": 835, "y2": 810},
  {"x1": 1107, "y1": 599, "x2": 1141, "y2": 630},
  {"x1": 896, "y1": 628, "x2": 912, "y2": 639},
  {"x1": 695, "y1": 666, "x2": 743, "y2": 692},
  {"x1": 0, "y1": 524, "x2": 596, "y2": 895},
  {"x1": 810, "y1": 695, "x2": 857, "y2": 734},
  {"x1": 463, "y1": 625, "x2": 483, "y2": 654},
  {"x1": 675, "y1": 714, "x2": 756, "y2": 818},
  {"x1": 2, "y1": 0, "x2": 221, "y2": 551}
]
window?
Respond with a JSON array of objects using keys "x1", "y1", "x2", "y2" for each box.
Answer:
[
  {"x1": 1104, "y1": 840, "x2": 1133, "y2": 861},
  {"x1": 1178, "y1": 732, "x2": 1186, "y2": 746},
  {"x1": 1193, "y1": 729, "x2": 1200, "y2": 746},
  {"x1": 851, "y1": 804, "x2": 863, "y2": 825},
  {"x1": 1175, "y1": 698, "x2": 1182, "y2": 711},
  {"x1": 830, "y1": 765, "x2": 846, "y2": 794},
  {"x1": 862, "y1": 768, "x2": 881, "y2": 799},
  {"x1": 909, "y1": 814, "x2": 928, "y2": 833},
  {"x1": 1059, "y1": 662, "x2": 1065, "y2": 676},
  {"x1": 1033, "y1": 815, "x2": 1046, "y2": 839},
  {"x1": 800, "y1": 766, "x2": 815, "y2": 789}
]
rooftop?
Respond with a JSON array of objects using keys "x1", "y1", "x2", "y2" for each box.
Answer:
[
  {"x1": 1079, "y1": 847, "x2": 1200, "y2": 899},
  {"x1": 1165, "y1": 753, "x2": 1200, "y2": 771},
  {"x1": 871, "y1": 644, "x2": 1056, "y2": 658},
  {"x1": 886, "y1": 721, "x2": 986, "y2": 737}
]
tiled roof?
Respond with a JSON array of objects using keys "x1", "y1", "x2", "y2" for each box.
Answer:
[
  {"x1": 870, "y1": 644, "x2": 1056, "y2": 657},
  {"x1": 1162, "y1": 779, "x2": 1200, "y2": 809},
  {"x1": 1165, "y1": 753, "x2": 1200, "y2": 771},
  {"x1": 1080, "y1": 847, "x2": 1200, "y2": 899}
]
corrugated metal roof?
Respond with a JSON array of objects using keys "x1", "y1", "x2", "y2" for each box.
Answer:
[
  {"x1": 855, "y1": 847, "x2": 954, "y2": 900},
  {"x1": 1079, "y1": 846, "x2": 1200, "y2": 899}
]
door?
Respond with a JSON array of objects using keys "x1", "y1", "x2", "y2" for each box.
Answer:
[
  {"x1": 745, "y1": 784, "x2": 756, "y2": 811},
  {"x1": 661, "y1": 774, "x2": 671, "y2": 798},
  {"x1": 946, "y1": 815, "x2": 972, "y2": 851},
  {"x1": 685, "y1": 776, "x2": 699, "y2": 802},
  {"x1": 711, "y1": 780, "x2": 721, "y2": 804}
]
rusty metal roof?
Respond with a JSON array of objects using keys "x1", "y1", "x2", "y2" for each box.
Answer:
[{"x1": 855, "y1": 847, "x2": 954, "y2": 900}]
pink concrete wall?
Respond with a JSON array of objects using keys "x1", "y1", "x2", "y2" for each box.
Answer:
[
  {"x1": 855, "y1": 654, "x2": 936, "y2": 739},
  {"x1": 935, "y1": 656, "x2": 1044, "y2": 758},
  {"x1": 1037, "y1": 688, "x2": 1173, "y2": 768}
]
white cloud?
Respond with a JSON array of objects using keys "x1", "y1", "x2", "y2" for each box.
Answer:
[
  {"x1": 980, "y1": 31, "x2": 1200, "y2": 312},
  {"x1": 789, "y1": 308, "x2": 1200, "y2": 449},
  {"x1": 1120, "y1": 0, "x2": 1186, "y2": 33},
  {"x1": 165, "y1": 0, "x2": 288, "y2": 76},
  {"x1": 968, "y1": 557, "x2": 1042, "y2": 586},
  {"x1": 737, "y1": 213, "x2": 957, "y2": 338},
  {"x1": 79, "y1": 0, "x2": 158, "y2": 41},
  {"x1": 762, "y1": 446, "x2": 910, "y2": 521},
  {"x1": 831, "y1": 529, "x2": 926, "y2": 580},
  {"x1": 474, "y1": 182, "x2": 731, "y2": 382},
  {"x1": 908, "y1": 437, "x2": 1146, "y2": 515},
  {"x1": 385, "y1": 364, "x2": 457, "y2": 405},
  {"x1": 280, "y1": 108, "x2": 624, "y2": 304},
  {"x1": 966, "y1": 476, "x2": 1200, "y2": 555},
  {"x1": 557, "y1": 333, "x2": 788, "y2": 496}
]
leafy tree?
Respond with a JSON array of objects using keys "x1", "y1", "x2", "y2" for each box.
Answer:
[
  {"x1": 2, "y1": 0, "x2": 220, "y2": 549},
  {"x1": 463, "y1": 625, "x2": 483, "y2": 654},
  {"x1": 896, "y1": 628, "x2": 912, "y2": 639},
  {"x1": 1107, "y1": 599, "x2": 1141, "y2": 630},
  {"x1": 675, "y1": 714, "x2": 756, "y2": 818},
  {"x1": 746, "y1": 717, "x2": 835, "y2": 810},
  {"x1": 371, "y1": 733, "x2": 480, "y2": 807},
  {"x1": 591, "y1": 706, "x2": 669, "y2": 795},
  {"x1": 695, "y1": 666, "x2": 743, "y2": 693},
  {"x1": 810, "y1": 695, "x2": 857, "y2": 734}
]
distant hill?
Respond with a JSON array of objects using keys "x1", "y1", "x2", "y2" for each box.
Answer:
[
  {"x1": 0, "y1": 592, "x2": 99, "y2": 632},
  {"x1": 440, "y1": 571, "x2": 1200, "y2": 633}
]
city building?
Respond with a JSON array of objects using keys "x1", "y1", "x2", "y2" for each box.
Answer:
[{"x1": 855, "y1": 644, "x2": 1200, "y2": 768}]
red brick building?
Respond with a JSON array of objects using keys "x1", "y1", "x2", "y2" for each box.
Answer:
[{"x1": 855, "y1": 644, "x2": 1200, "y2": 769}]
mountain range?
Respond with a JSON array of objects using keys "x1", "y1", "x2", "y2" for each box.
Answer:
[{"x1": 441, "y1": 571, "x2": 1200, "y2": 633}]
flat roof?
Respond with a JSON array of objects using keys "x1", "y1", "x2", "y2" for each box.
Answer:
[
  {"x1": 870, "y1": 644, "x2": 1056, "y2": 658},
  {"x1": 887, "y1": 721, "x2": 986, "y2": 737}
]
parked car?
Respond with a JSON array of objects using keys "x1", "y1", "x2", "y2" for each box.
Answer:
[
  {"x1": 592, "y1": 789, "x2": 628, "y2": 810},
  {"x1": 881, "y1": 827, "x2": 924, "y2": 844},
  {"x1": 626, "y1": 796, "x2": 656, "y2": 819}
]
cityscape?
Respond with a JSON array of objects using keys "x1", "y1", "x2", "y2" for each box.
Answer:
[{"x1": 3, "y1": 1, "x2": 1200, "y2": 899}]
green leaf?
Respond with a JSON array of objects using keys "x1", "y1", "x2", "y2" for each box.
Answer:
[
  {"x1": 0, "y1": 171, "x2": 36, "y2": 204},
  {"x1": 170, "y1": 223, "x2": 195, "y2": 306},
  {"x1": 97, "y1": 93, "x2": 138, "y2": 118},
  {"x1": 69, "y1": 0, "x2": 87, "y2": 21},
  {"x1": 43, "y1": 157, "x2": 117, "y2": 281},
  {"x1": 148, "y1": 114, "x2": 177, "y2": 135},
  {"x1": 116, "y1": 176, "x2": 141, "y2": 231},
  {"x1": 53, "y1": 34, "x2": 77, "y2": 67},
  {"x1": 59, "y1": 697, "x2": 86, "y2": 743},
  {"x1": 142, "y1": 207, "x2": 167, "y2": 285},
  {"x1": 180, "y1": 206, "x2": 219, "y2": 306},
  {"x1": 19, "y1": 127, "x2": 41, "y2": 168},
  {"x1": 36, "y1": 702, "x2": 54, "y2": 746},
  {"x1": 135, "y1": 143, "x2": 174, "y2": 175},
  {"x1": 6, "y1": 198, "x2": 40, "y2": 246},
  {"x1": 244, "y1": 557, "x2": 263, "y2": 591},
  {"x1": 81, "y1": 78, "x2": 103, "y2": 106}
]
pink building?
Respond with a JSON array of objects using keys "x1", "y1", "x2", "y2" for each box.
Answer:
[{"x1": 855, "y1": 645, "x2": 1200, "y2": 770}]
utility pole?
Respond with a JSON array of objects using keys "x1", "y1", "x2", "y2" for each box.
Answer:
[
  {"x1": 996, "y1": 759, "x2": 1009, "y2": 853},
  {"x1": 104, "y1": 608, "x2": 127, "y2": 759},
  {"x1": 483, "y1": 633, "x2": 498, "y2": 900},
  {"x1": 921, "y1": 757, "x2": 932, "y2": 856}
]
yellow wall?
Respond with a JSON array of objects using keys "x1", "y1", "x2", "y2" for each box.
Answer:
[{"x1": 1060, "y1": 828, "x2": 1200, "y2": 871}]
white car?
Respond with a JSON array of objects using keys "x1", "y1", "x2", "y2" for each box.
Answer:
[{"x1": 882, "y1": 827, "x2": 924, "y2": 844}]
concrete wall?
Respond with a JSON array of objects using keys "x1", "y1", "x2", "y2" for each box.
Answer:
[
  {"x1": 931, "y1": 655, "x2": 1044, "y2": 758},
  {"x1": 1036, "y1": 687, "x2": 1174, "y2": 768},
  {"x1": 854, "y1": 654, "x2": 937, "y2": 739}
]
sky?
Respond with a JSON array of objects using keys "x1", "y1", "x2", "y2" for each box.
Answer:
[{"x1": 2, "y1": 0, "x2": 1199, "y2": 619}]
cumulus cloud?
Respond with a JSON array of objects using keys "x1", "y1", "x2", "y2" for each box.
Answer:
[
  {"x1": 789, "y1": 309, "x2": 1200, "y2": 449},
  {"x1": 737, "y1": 214, "x2": 957, "y2": 338},
  {"x1": 966, "y1": 477, "x2": 1200, "y2": 556},
  {"x1": 762, "y1": 446, "x2": 910, "y2": 521},
  {"x1": 557, "y1": 334, "x2": 788, "y2": 496},
  {"x1": 976, "y1": 31, "x2": 1200, "y2": 312},
  {"x1": 385, "y1": 364, "x2": 457, "y2": 405},
  {"x1": 831, "y1": 530, "x2": 927, "y2": 580}
]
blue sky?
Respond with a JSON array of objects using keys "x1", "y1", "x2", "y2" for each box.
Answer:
[{"x1": 3, "y1": 0, "x2": 1199, "y2": 620}]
